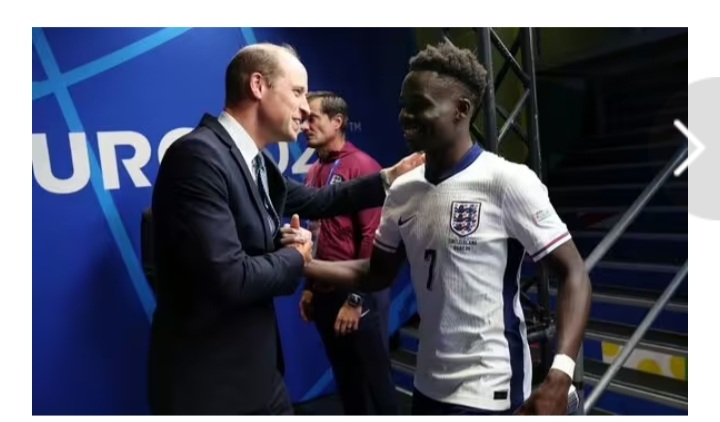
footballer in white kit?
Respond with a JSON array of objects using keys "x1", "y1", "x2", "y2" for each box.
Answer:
[
  {"x1": 298, "y1": 41, "x2": 591, "y2": 415},
  {"x1": 374, "y1": 143, "x2": 571, "y2": 411}
]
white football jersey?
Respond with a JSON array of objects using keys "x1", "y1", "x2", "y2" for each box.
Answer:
[{"x1": 374, "y1": 145, "x2": 571, "y2": 411}]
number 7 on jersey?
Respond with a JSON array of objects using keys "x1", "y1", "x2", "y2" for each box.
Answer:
[{"x1": 424, "y1": 249, "x2": 437, "y2": 290}]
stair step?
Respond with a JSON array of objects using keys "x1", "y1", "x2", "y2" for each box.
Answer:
[
  {"x1": 393, "y1": 381, "x2": 618, "y2": 415},
  {"x1": 605, "y1": 84, "x2": 687, "y2": 105},
  {"x1": 576, "y1": 277, "x2": 686, "y2": 310},
  {"x1": 590, "y1": 261, "x2": 687, "y2": 298},
  {"x1": 550, "y1": 162, "x2": 686, "y2": 185},
  {"x1": 573, "y1": 230, "x2": 687, "y2": 241},
  {"x1": 584, "y1": 387, "x2": 687, "y2": 415},
  {"x1": 389, "y1": 348, "x2": 686, "y2": 415},
  {"x1": 567, "y1": 139, "x2": 682, "y2": 163},
  {"x1": 399, "y1": 326, "x2": 420, "y2": 354},
  {"x1": 390, "y1": 379, "x2": 622, "y2": 416},
  {"x1": 574, "y1": 139, "x2": 681, "y2": 154},
  {"x1": 552, "y1": 182, "x2": 686, "y2": 192},
  {"x1": 398, "y1": 320, "x2": 686, "y2": 377},
  {"x1": 590, "y1": 259, "x2": 687, "y2": 296},
  {"x1": 523, "y1": 258, "x2": 686, "y2": 296},
  {"x1": 392, "y1": 350, "x2": 416, "y2": 374},
  {"x1": 396, "y1": 388, "x2": 414, "y2": 414},
  {"x1": 588, "y1": 125, "x2": 680, "y2": 147},
  {"x1": 524, "y1": 270, "x2": 688, "y2": 307},
  {"x1": 524, "y1": 282, "x2": 687, "y2": 334},
  {"x1": 391, "y1": 348, "x2": 417, "y2": 392},
  {"x1": 607, "y1": 107, "x2": 687, "y2": 131},
  {"x1": 589, "y1": 407, "x2": 616, "y2": 415},
  {"x1": 605, "y1": 82, "x2": 687, "y2": 102},
  {"x1": 605, "y1": 67, "x2": 687, "y2": 98},
  {"x1": 558, "y1": 206, "x2": 687, "y2": 234},
  {"x1": 583, "y1": 320, "x2": 687, "y2": 383},
  {"x1": 583, "y1": 359, "x2": 687, "y2": 414},
  {"x1": 586, "y1": 319, "x2": 687, "y2": 356},
  {"x1": 608, "y1": 105, "x2": 686, "y2": 122},
  {"x1": 549, "y1": 183, "x2": 687, "y2": 208},
  {"x1": 607, "y1": 91, "x2": 687, "y2": 114},
  {"x1": 572, "y1": 231, "x2": 686, "y2": 266},
  {"x1": 398, "y1": 319, "x2": 686, "y2": 363}
]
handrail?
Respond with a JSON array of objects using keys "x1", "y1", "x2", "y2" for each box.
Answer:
[
  {"x1": 574, "y1": 142, "x2": 688, "y2": 414},
  {"x1": 584, "y1": 143, "x2": 688, "y2": 273},
  {"x1": 583, "y1": 262, "x2": 688, "y2": 413}
]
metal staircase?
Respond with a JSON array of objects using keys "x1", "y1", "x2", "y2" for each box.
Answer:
[{"x1": 541, "y1": 50, "x2": 688, "y2": 414}]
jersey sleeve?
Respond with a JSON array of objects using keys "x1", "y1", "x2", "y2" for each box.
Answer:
[
  {"x1": 503, "y1": 166, "x2": 571, "y2": 262},
  {"x1": 373, "y1": 188, "x2": 402, "y2": 253}
]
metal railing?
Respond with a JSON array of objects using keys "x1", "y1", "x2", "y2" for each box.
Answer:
[
  {"x1": 574, "y1": 142, "x2": 689, "y2": 414},
  {"x1": 583, "y1": 262, "x2": 688, "y2": 412}
]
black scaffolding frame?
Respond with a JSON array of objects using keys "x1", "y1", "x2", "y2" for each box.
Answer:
[{"x1": 440, "y1": 27, "x2": 557, "y2": 387}]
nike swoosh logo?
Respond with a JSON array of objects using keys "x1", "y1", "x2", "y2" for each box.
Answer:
[{"x1": 398, "y1": 215, "x2": 416, "y2": 226}]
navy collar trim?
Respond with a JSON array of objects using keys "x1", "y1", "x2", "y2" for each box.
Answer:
[{"x1": 424, "y1": 144, "x2": 483, "y2": 185}]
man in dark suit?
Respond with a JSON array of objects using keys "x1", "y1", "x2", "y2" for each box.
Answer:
[{"x1": 148, "y1": 42, "x2": 423, "y2": 415}]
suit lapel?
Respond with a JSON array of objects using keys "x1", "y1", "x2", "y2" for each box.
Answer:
[{"x1": 200, "y1": 114, "x2": 275, "y2": 246}]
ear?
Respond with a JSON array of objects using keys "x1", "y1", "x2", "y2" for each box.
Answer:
[
  {"x1": 456, "y1": 98, "x2": 472, "y2": 121},
  {"x1": 331, "y1": 114, "x2": 344, "y2": 131},
  {"x1": 248, "y1": 72, "x2": 267, "y2": 100}
]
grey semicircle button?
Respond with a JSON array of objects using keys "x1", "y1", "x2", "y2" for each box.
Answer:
[{"x1": 687, "y1": 77, "x2": 719, "y2": 221}]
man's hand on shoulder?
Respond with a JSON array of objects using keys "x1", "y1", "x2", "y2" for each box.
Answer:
[
  {"x1": 280, "y1": 214, "x2": 313, "y2": 264},
  {"x1": 382, "y1": 152, "x2": 425, "y2": 188}
]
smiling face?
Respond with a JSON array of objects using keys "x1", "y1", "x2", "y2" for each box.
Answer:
[
  {"x1": 398, "y1": 70, "x2": 472, "y2": 153},
  {"x1": 250, "y1": 49, "x2": 310, "y2": 143}
]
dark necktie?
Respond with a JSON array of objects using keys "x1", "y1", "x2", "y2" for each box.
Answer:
[{"x1": 253, "y1": 154, "x2": 279, "y2": 234}]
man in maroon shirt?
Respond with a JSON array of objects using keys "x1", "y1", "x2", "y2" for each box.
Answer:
[{"x1": 300, "y1": 91, "x2": 397, "y2": 414}]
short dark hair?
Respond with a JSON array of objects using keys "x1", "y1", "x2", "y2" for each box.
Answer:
[
  {"x1": 225, "y1": 43, "x2": 299, "y2": 107},
  {"x1": 307, "y1": 91, "x2": 349, "y2": 132},
  {"x1": 408, "y1": 41, "x2": 488, "y2": 113}
]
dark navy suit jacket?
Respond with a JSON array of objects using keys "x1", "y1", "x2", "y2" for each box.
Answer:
[{"x1": 147, "y1": 114, "x2": 386, "y2": 414}]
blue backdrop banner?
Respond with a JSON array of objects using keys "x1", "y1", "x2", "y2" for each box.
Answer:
[{"x1": 32, "y1": 27, "x2": 418, "y2": 415}]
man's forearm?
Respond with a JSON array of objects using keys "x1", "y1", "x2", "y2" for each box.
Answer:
[
  {"x1": 555, "y1": 270, "x2": 592, "y2": 360},
  {"x1": 304, "y1": 258, "x2": 391, "y2": 293},
  {"x1": 304, "y1": 259, "x2": 369, "y2": 287},
  {"x1": 284, "y1": 175, "x2": 386, "y2": 221}
]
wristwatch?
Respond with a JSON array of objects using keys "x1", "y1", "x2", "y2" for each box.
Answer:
[{"x1": 346, "y1": 293, "x2": 363, "y2": 308}]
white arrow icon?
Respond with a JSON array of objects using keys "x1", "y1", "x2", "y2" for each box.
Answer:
[{"x1": 673, "y1": 119, "x2": 705, "y2": 176}]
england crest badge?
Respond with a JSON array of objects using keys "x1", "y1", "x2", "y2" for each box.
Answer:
[{"x1": 450, "y1": 201, "x2": 481, "y2": 237}]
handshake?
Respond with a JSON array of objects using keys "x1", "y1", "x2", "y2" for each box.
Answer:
[{"x1": 280, "y1": 214, "x2": 314, "y2": 265}]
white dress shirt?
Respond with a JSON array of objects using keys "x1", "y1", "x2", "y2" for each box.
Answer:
[{"x1": 217, "y1": 111, "x2": 260, "y2": 183}]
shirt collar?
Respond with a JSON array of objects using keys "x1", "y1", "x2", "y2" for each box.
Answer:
[{"x1": 218, "y1": 111, "x2": 260, "y2": 173}]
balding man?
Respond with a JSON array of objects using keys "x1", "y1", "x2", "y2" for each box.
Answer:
[{"x1": 147, "y1": 43, "x2": 423, "y2": 415}]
